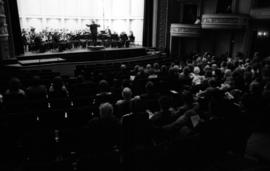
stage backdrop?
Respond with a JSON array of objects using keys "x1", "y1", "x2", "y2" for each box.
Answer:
[{"x1": 17, "y1": 0, "x2": 144, "y2": 45}]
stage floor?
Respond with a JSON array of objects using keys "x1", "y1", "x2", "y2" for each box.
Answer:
[
  {"x1": 16, "y1": 46, "x2": 148, "y2": 65},
  {"x1": 19, "y1": 46, "x2": 143, "y2": 57}
]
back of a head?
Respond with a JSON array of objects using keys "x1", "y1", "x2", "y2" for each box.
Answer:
[
  {"x1": 159, "y1": 96, "x2": 171, "y2": 110},
  {"x1": 161, "y1": 65, "x2": 167, "y2": 73},
  {"x1": 145, "y1": 81, "x2": 154, "y2": 94},
  {"x1": 208, "y1": 78, "x2": 218, "y2": 88},
  {"x1": 53, "y1": 76, "x2": 63, "y2": 89},
  {"x1": 122, "y1": 87, "x2": 133, "y2": 100},
  {"x1": 99, "y1": 103, "x2": 114, "y2": 119},
  {"x1": 130, "y1": 97, "x2": 146, "y2": 114},
  {"x1": 182, "y1": 90, "x2": 193, "y2": 105},
  {"x1": 120, "y1": 64, "x2": 127, "y2": 71},
  {"x1": 77, "y1": 74, "x2": 85, "y2": 83},
  {"x1": 183, "y1": 66, "x2": 190, "y2": 76},
  {"x1": 146, "y1": 64, "x2": 152, "y2": 69},
  {"x1": 249, "y1": 81, "x2": 261, "y2": 95},
  {"x1": 99, "y1": 80, "x2": 109, "y2": 92},
  {"x1": 9, "y1": 77, "x2": 21, "y2": 91},
  {"x1": 153, "y1": 63, "x2": 160, "y2": 69},
  {"x1": 32, "y1": 75, "x2": 41, "y2": 86},
  {"x1": 224, "y1": 69, "x2": 232, "y2": 77},
  {"x1": 194, "y1": 66, "x2": 201, "y2": 75}
]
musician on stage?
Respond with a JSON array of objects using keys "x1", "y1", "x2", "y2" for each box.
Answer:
[
  {"x1": 105, "y1": 26, "x2": 112, "y2": 36},
  {"x1": 86, "y1": 20, "x2": 100, "y2": 46},
  {"x1": 120, "y1": 32, "x2": 128, "y2": 47},
  {"x1": 128, "y1": 31, "x2": 135, "y2": 46}
]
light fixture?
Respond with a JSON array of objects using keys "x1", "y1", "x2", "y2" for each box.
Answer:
[{"x1": 257, "y1": 31, "x2": 269, "y2": 38}]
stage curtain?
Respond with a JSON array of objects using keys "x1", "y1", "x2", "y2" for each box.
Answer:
[
  {"x1": 143, "y1": 0, "x2": 153, "y2": 47},
  {"x1": 4, "y1": 0, "x2": 24, "y2": 56}
]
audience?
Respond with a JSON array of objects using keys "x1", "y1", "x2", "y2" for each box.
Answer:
[{"x1": 2, "y1": 51, "x2": 270, "y2": 170}]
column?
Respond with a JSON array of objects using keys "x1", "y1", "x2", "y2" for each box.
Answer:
[
  {"x1": 0, "y1": 0, "x2": 9, "y2": 60},
  {"x1": 152, "y1": 0, "x2": 158, "y2": 47}
]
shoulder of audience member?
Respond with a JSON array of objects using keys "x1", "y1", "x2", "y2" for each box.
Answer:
[
  {"x1": 150, "y1": 111, "x2": 161, "y2": 121},
  {"x1": 115, "y1": 99, "x2": 125, "y2": 105}
]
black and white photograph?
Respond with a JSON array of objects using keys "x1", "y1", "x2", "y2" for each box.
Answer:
[{"x1": 1, "y1": 0, "x2": 270, "y2": 170}]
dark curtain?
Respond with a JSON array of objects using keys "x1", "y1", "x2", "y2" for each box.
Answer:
[
  {"x1": 4, "y1": 0, "x2": 24, "y2": 56},
  {"x1": 143, "y1": 0, "x2": 153, "y2": 47}
]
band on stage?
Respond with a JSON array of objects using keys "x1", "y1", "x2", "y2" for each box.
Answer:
[{"x1": 21, "y1": 22, "x2": 136, "y2": 53}]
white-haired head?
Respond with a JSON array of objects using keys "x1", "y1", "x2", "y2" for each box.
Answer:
[
  {"x1": 99, "y1": 103, "x2": 114, "y2": 119},
  {"x1": 194, "y1": 66, "x2": 201, "y2": 74},
  {"x1": 122, "y1": 87, "x2": 133, "y2": 100}
]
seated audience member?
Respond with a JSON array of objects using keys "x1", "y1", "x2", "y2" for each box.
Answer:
[
  {"x1": 130, "y1": 65, "x2": 140, "y2": 75},
  {"x1": 3, "y1": 77, "x2": 26, "y2": 112},
  {"x1": 179, "y1": 66, "x2": 192, "y2": 89},
  {"x1": 118, "y1": 64, "x2": 130, "y2": 80},
  {"x1": 79, "y1": 103, "x2": 121, "y2": 170},
  {"x1": 259, "y1": 82, "x2": 270, "y2": 132},
  {"x1": 231, "y1": 68, "x2": 245, "y2": 90},
  {"x1": 94, "y1": 80, "x2": 113, "y2": 107},
  {"x1": 69, "y1": 75, "x2": 96, "y2": 106},
  {"x1": 151, "y1": 96, "x2": 175, "y2": 127},
  {"x1": 162, "y1": 102, "x2": 200, "y2": 137},
  {"x1": 87, "y1": 103, "x2": 121, "y2": 153},
  {"x1": 122, "y1": 97, "x2": 154, "y2": 170},
  {"x1": 140, "y1": 81, "x2": 159, "y2": 111},
  {"x1": 26, "y1": 75, "x2": 48, "y2": 111},
  {"x1": 153, "y1": 63, "x2": 160, "y2": 74},
  {"x1": 241, "y1": 80, "x2": 263, "y2": 123},
  {"x1": 172, "y1": 90, "x2": 195, "y2": 118},
  {"x1": 144, "y1": 64, "x2": 153, "y2": 76},
  {"x1": 115, "y1": 87, "x2": 133, "y2": 118},
  {"x1": 191, "y1": 66, "x2": 205, "y2": 86},
  {"x1": 159, "y1": 65, "x2": 168, "y2": 79},
  {"x1": 48, "y1": 76, "x2": 70, "y2": 109}
]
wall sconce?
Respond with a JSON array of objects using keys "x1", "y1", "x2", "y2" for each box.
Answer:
[{"x1": 257, "y1": 31, "x2": 269, "y2": 38}]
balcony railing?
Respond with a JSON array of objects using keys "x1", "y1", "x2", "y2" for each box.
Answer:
[
  {"x1": 250, "y1": 8, "x2": 270, "y2": 19},
  {"x1": 201, "y1": 14, "x2": 249, "y2": 29},
  {"x1": 170, "y1": 23, "x2": 201, "y2": 37}
]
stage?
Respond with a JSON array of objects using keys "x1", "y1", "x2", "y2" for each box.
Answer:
[
  {"x1": 4, "y1": 46, "x2": 163, "y2": 77},
  {"x1": 16, "y1": 46, "x2": 148, "y2": 66}
]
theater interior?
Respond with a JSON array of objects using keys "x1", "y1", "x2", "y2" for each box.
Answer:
[{"x1": 1, "y1": 0, "x2": 270, "y2": 170}]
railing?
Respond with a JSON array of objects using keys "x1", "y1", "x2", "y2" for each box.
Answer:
[
  {"x1": 170, "y1": 23, "x2": 201, "y2": 37},
  {"x1": 250, "y1": 8, "x2": 270, "y2": 19},
  {"x1": 201, "y1": 14, "x2": 249, "y2": 29}
]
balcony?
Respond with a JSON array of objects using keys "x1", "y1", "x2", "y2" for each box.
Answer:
[
  {"x1": 250, "y1": 8, "x2": 270, "y2": 19},
  {"x1": 170, "y1": 23, "x2": 201, "y2": 37},
  {"x1": 201, "y1": 14, "x2": 249, "y2": 29}
]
